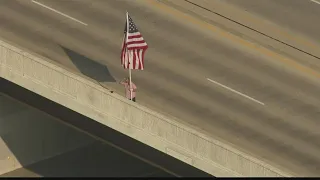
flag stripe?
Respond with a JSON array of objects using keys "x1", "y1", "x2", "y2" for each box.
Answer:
[
  {"x1": 127, "y1": 37, "x2": 143, "y2": 42},
  {"x1": 128, "y1": 35, "x2": 142, "y2": 39},
  {"x1": 127, "y1": 44, "x2": 147, "y2": 50},
  {"x1": 127, "y1": 41, "x2": 146, "y2": 45}
]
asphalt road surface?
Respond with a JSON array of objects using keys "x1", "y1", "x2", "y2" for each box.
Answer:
[
  {"x1": 1, "y1": 0, "x2": 320, "y2": 176},
  {"x1": 224, "y1": 0, "x2": 320, "y2": 42}
]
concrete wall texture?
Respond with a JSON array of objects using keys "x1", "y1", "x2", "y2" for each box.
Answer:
[
  {"x1": 0, "y1": 94, "x2": 95, "y2": 175},
  {"x1": 0, "y1": 39, "x2": 292, "y2": 177}
]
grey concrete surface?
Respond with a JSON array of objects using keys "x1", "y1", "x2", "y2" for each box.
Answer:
[
  {"x1": 0, "y1": 93, "x2": 95, "y2": 175},
  {"x1": 1, "y1": 0, "x2": 320, "y2": 176},
  {"x1": 1, "y1": 141, "x2": 174, "y2": 177},
  {"x1": 224, "y1": 0, "x2": 320, "y2": 42},
  {"x1": 0, "y1": 93, "x2": 174, "y2": 177}
]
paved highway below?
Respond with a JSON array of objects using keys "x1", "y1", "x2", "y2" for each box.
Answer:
[
  {"x1": 0, "y1": 93, "x2": 174, "y2": 177},
  {"x1": 2, "y1": 142, "x2": 173, "y2": 177},
  {"x1": 224, "y1": 0, "x2": 320, "y2": 42},
  {"x1": 1, "y1": 141, "x2": 172, "y2": 177},
  {"x1": 1, "y1": 0, "x2": 320, "y2": 176}
]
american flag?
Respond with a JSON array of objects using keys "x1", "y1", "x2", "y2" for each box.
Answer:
[{"x1": 121, "y1": 13, "x2": 148, "y2": 70}]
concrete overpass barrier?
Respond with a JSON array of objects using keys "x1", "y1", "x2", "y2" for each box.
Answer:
[{"x1": 0, "y1": 39, "x2": 292, "y2": 177}]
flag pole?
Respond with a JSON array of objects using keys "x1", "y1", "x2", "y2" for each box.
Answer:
[
  {"x1": 129, "y1": 68, "x2": 132, "y2": 100},
  {"x1": 126, "y1": 11, "x2": 133, "y2": 100}
]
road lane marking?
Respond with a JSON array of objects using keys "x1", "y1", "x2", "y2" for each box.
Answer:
[
  {"x1": 207, "y1": 78, "x2": 265, "y2": 106},
  {"x1": 311, "y1": 0, "x2": 320, "y2": 5},
  {"x1": 147, "y1": 0, "x2": 320, "y2": 80},
  {"x1": 31, "y1": 0, "x2": 88, "y2": 26}
]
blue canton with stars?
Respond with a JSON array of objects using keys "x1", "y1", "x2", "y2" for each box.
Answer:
[{"x1": 124, "y1": 15, "x2": 139, "y2": 34}]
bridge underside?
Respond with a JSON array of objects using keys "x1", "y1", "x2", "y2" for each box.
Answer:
[{"x1": 0, "y1": 77, "x2": 211, "y2": 177}]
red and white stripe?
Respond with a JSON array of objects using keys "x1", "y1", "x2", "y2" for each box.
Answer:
[
  {"x1": 126, "y1": 32, "x2": 148, "y2": 50},
  {"x1": 121, "y1": 48, "x2": 146, "y2": 70}
]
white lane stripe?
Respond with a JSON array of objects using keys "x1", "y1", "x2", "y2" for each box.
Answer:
[
  {"x1": 207, "y1": 78, "x2": 265, "y2": 105},
  {"x1": 311, "y1": 0, "x2": 320, "y2": 5},
  {"x1": 31, "y1": 0, "x2": 88, "y2": 26}
]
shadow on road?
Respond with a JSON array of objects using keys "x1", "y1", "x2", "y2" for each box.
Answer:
[{"x1": 60, "y1": 46, "x2": 116, "y2": 83}]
